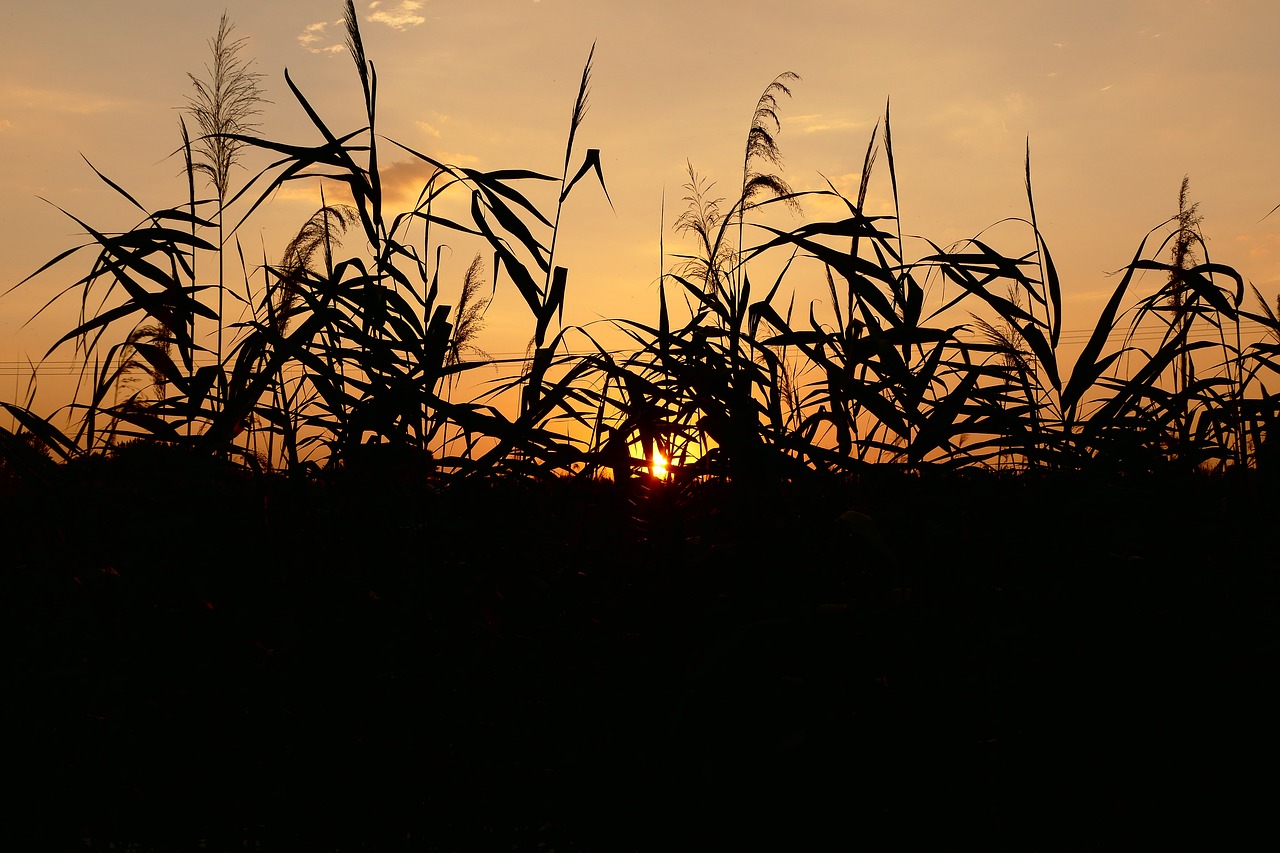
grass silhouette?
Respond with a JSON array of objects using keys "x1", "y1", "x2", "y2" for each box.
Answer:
[{"x1": 3, "y1": 6, "x2": 1275, "y2": 476}]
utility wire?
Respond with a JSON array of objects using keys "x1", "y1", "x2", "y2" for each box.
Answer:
[{"x1": 1, "y1": 319, "x2": 1275, "y2": 377}]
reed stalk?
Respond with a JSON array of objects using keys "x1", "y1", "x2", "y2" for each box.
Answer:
[{"x1": 183, "y1": 12, "x2": 267, "y2": 410}]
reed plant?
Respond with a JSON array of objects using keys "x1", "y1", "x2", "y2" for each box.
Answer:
[
  {"x1": 2, "y1": 1, "x2": 1277, "y2": 486},
  {"x1": 183, "y1": 12, "x2": 267, "y2": 394}
]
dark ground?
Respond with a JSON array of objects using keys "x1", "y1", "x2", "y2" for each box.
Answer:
[{"x1": 4, "y1": 453, "x2": 1279, "y2": 850}]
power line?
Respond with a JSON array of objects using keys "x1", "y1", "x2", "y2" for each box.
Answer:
[{"x1": 1, "y1": 319, "x2": 1275, "y2": 377}]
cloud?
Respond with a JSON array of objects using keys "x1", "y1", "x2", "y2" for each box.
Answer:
[
  {"x1": 369, "y1": 1, "x2": 426, "y2": 31},
  {"x1": 799, "y1": 171, "x2": 898, "y2": 219},
  {"x1": 298, "y1": 21, "x2": 328, "y2": 46},
  {"x1": 297, "y1": 4, "x2": 427, "y2": 53},
  {"x1": 297, "y1": 20, "x2": 345, "y2": 54},
  {"x1": 271, "y1": 155, "x2": 482, "y2": 223},
  {"x1": 786, "y1": 113, "x2": 869, "y2": 135},
  {"x1": 1239, "y1": 231, "x2": 1280, "y2": 258},
  {"x1": 0, "y1": 119, "x2": 13, "y2": 133},
  {"x1": 377, "y1": 156, "x2": 487, "y2": 211},
  {"x1": 0, "y1": 85, "x2": 130, "y2": 115},
  {"x1": 438, "y1": 151, "x2": 480, "y2": 167},
  {"x1": 277, "y1": 159, "x2": 443, "y2": 212},
  {"x1": 274, "y1": 179, "x2": 357, "y2": 209},
  {"x1": 379, "y1": 157, "x2": 441, "y2": 199},
  {"x1": 415, "y1": 112, "x2": 450, "y2": 139}
]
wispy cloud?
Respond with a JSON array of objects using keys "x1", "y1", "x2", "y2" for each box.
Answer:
[
  {"x1": 416, "y1": 111, "x2": 450, "y2": 139},
  {"x1": 379, "y1": 158, "x2": 441, "y2": 203},
  {"x1": 369, "y1": 1, "x2": 427, "y2": 31},
  {"x1": 298, "y1": 3, "x2": 427, "y2": 55},
  {"x1": 1235, "y1": 232, "x2": 1280, "y2": 286},
  {"x1": 381, "y1": 156, "x2": 480, "y2": 209},
  {"x1": 298, "y1": 21, "x2": 327, "y2": 47},
  {"x1": 1240, "y1": 231, "x2": 1280, "y2": 256},
  {"x1": 0, "y1": 85, "x2": 131, "y2": 115},
  {"x1": 438, "y1": 151, "x2": 480, "y2": 167},
  {"x1": 278, "y1": 160, "x2": 447, "y2": 211},
  {"x1": 298, "y1": 20, "x2": 345, "y2": 54},
  {"x1": 800, "y1": 171, "x2": 897, "y2": 219},
  {"x1": 787, "y1": 113, "x2": 868, "y2": 135},
  {"x1": 274, "y1": 179, "x2": 357, "y2": 209}
]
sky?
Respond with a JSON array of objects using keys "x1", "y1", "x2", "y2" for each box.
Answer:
[{"x1": 3, "y1": 0, "x2": 1280, "y2": 413}]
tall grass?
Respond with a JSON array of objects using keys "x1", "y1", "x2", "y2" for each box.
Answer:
[
  {"x1": 183, "y1": 11, "x2": 267, "y2": 395},
  {"x1": 3, "y1": 2, "x2": 1277, "y2": 485}
]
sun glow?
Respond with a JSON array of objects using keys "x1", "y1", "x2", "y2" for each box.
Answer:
[{"x1": 651, "y1": 447, "x2": 669, "y2": 480}]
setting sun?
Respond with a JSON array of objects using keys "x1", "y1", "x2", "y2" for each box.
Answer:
[{"x1": 651, "y1": 447, "x2": 669, "y2": 480}]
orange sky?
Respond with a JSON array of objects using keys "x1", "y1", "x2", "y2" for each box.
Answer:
[{"x1": 3, "y1": 0, "x2": 1280, "y2": 414}]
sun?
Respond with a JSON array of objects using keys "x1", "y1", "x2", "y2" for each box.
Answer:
[{"x1": 651, "y1": 447, "x2": 669, "y2": 480}]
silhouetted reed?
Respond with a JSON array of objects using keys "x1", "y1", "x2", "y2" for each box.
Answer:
[{"x1": 2, "y1": 1, "x2": 1277, "y2": 487}]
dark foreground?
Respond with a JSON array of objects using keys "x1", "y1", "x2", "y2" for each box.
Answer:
[{"x1": 4, "y1": 454, "x2": 1279, "y2": 850}]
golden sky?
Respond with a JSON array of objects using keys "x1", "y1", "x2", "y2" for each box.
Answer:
[{"x1": 3, "y1": 0, "x2": 1280, "y2": 407}]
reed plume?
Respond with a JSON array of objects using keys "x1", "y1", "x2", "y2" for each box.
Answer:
[
  {"x1": 740, "y1": 72, "x2": 802, "y2": 215},
  {"x1": 274, "y1": 204, "x2": 359, "y2": 335},
  {"x1": 183, "y1": 12, "x2": 267, "y2": 394},
  {"x1": 673, "y1": 163, "x2": 733, "y2": 293},
  {"x1": 447, "y1": 253, "x2": 492, "y2": 369},
  {"x1": 184, "y1": 13, "x2": 267, "y2": 203}
]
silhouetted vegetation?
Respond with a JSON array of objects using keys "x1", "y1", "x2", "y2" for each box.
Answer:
[{"x1": 3, "y1": 3, "x2": 1279, "y2": 849}]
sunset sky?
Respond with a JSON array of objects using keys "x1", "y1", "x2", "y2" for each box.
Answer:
[{"x1": 3, "y1": 0, "x2": 1280, "y2": 409}]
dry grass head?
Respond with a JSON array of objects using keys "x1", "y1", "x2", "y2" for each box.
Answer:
[
  {"x1": 447, "y1": 253, "x2": 492, "y2": 368},
  {"x1": 184, "y1": 12, "x2": 267, "y2": 202},
  {"x1": 274, "y1": 204, "x2": 359, "y2": 335},
  {"x1": 741, "y1": 72, "x2": 802, "y2": 215}
]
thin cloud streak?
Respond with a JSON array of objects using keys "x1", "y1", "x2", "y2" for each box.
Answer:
[
  {"x1": 298, "y1": 3, "x2": 426, "y2": 53},
  {"x1": 0, "y1": 84, "x2": 133, "y2": 115},
  {"x1": 787, "y1": 113, "x2": 869, "y2": 135},
  {"x1": 369, "y1": 1, "x2": 427, "y2": 31},
  {"x1": 298, "y1": 20, "x2": 345, "y2": 54}
]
